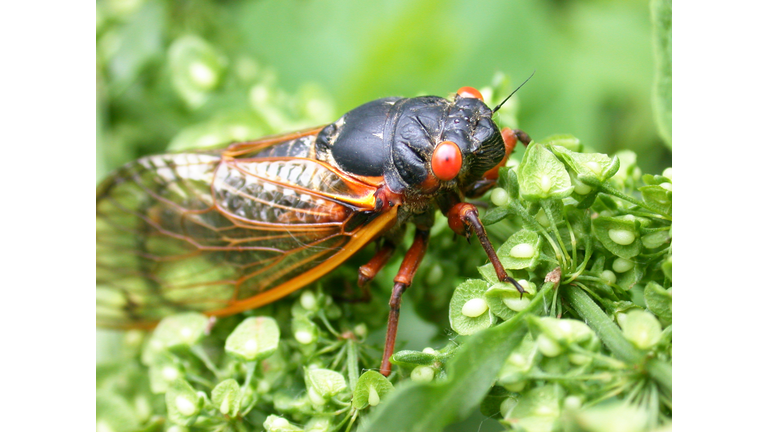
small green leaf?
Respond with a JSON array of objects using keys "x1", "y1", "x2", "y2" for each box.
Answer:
[
  {"x1": 619, "y1": 310, "x2": 663, "y2": 350},
  {"x1": 391, "y1": 349, "x2": 445, "y2": 367},
  {"x1": 147, "y1": 351, "x2": 184, "y2": 394},
  {"x1": 548, "y1": 144, "x2": 620, "y2": 187},
  {"x1": 264, "y1": 415, "x2": 304, "y2": 432},
  {"x1": 497, "y1": 166, "x2": 520, "y2": 199},
  {"x1": 449, "y1": 279, "x2": 496, "y2": 335},
  {"x1": 662, "y1": 255, "x2": 672, "y2": 279},
  {"x1": 485, "y1": 281, "x2": 537, "y2": 321},
  {"x1": 611, "y1": 150, "x2": 639, "y2": 187},
  {"x1": 641, "y1": 229, "x2": 671, "y2": 249},
  {"x1": 497, "y1": 229, "x2": 541, "y2": 270},
  {"x1": 292, "y1": 316, "x2": 319, "y2": 345},
  {"x1": 352, "y1": 371, "x2": 395, "y2": 409},
  {"x1": 593, "y1": 216, "x2": 642, "y2": 259},
  {"x1": 165, "y1": 379, "x2": 203, "y2": 426},
  {"x1": 150, "y1": 312, "x2": 208, "y2": 351},
  {"x1": 225, "y1": 316, "x2": 280, "y2": 362},
  {"x1": 639, "y1": 185, "x2": 672, "y2": 214},
  {"x1": 644, "y1": 282, "x2": 672, "y2": 327},
  {"x1": 540, "y1": 134, "x2": 582, "y2": 152},
  {"x1": 482, "y1": 206, "x2": 512, "y2": 226},
  {"x1": 212, "y1": 379, "x2": 241, "y2": 417},
  {"x1": 305, "y1": 368, "x2": 348, "y2": 400},
  {"x1": 517, "y1": 143, "x2": 573, "y2": 201},
  {"x1": 616, "y1": 264, "x2": 644, "y2": 292}
]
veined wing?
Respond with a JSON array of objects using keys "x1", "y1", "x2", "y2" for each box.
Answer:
[{"x1": 96, "y1": 151, "x2": 395, "y2": 328}]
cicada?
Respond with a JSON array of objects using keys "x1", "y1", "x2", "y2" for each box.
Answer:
[{"x1": 97, "y1": 84, "x2": 530, "y2": 375}]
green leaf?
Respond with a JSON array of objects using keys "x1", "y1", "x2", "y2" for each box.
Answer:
[
  {"x1": 496, "y1": 229, "x2": 542, "y2": 270},
  {"x1": 517, "y1": 143, "x2": 573, "y2": 201},
  {"x1": 651, "y1": 0, "x2": 672, "y2": 147},
  {"x1": 449, "y1": 279, "x2": 495, "y2": 335},
  {"x1": 485, "y1": 281, "x2": 537, "y2": 320},
  {"x1": 540, "y1": 134, "x2": 582, "y2": 152},
  {"x1": 482, "y1": 206, "x2": 512, "y2": 226},
  {"x1": 619, "y1": 310, "x2": 663, "y2": 350},
  {"x1": 352, "y1": 371, "x2": 395, "y2": 409},
  {"x1": 147, "y1": 351, "x2": 184, "y2": 394},
  {"x1": 212, "y1": 379, "x2": 242, "y2": 417},
  {"x1": 592, "y1": 216, "x2": 642, "y2": 259},
  {"x1": 497, "y1": 166, "x2": 520, "y2": 199},
  {"x1": 166, "y1": 379, "x2": 203, "y2": 426},
  {"x1": 149, "y1": 312, "x2": 209, "y2": 351},
  {"x1": 305, "y1": 368, "x2": 348, "y2": 399},
  {"x1": 644, "y1": 282, "x2": 672, "y2": 327},
  {"x1": 264, "y1": 415, "x2": 304, "y2": 432},
  {"x1": 639, "y1": 185, "x2": 672, "y2": 215},
  {"x1": 641, "y1": 229, "x2": 671, "y2": 249},
  {"x1": 225, "y1": 316, "x2": 280, "y2": 362},
  {"x1": 548, "y1": 144, "x2": 620, "y2": 187},
  {"x1": 391, "y1": 349, "x2": 444, "y2": 367}
]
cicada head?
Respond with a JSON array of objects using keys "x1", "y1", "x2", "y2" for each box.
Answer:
[{"x1": 386, "y1": 87, "x2": 519, "y2": 198}]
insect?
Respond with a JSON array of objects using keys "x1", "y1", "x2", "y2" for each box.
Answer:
[{"x1": 97, "y1": 81, "x2": 531, "y2": 376}]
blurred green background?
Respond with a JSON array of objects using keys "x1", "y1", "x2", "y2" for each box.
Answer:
[{"x1": 96, "y1": 0, "x2": 670, "y2": 183}]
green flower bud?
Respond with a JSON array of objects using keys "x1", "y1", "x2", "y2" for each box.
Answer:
[
  {"x1": 264, "y1": 415, "x2": 303, "y2": 432},
  {"x1": 491, "y1": 188, "x2": 510, "y2": 206},
  {"x1": 535, "y1": 208, "x2": 550, "y2": 227},
  {"x1": 620, "y1": 310, "x2": 662, "y2": 349},
  {"x1": 600, "y1": 270, "x2": 617, "y2": 284},
  {"x1": 411, "y1": 365, "x2": 435, "y2": 382},
  {"x1": 612, "y1": 258, "x2": 634, "y2": 273},
  {"x1": 300, "y1": 290, "x2": 318, "y2": 311},
  {"x1": 225, "y1": 317, "x2": 280, "y2": 362},
  {"x1": 536, "y1": 334, "x2": 563, "y2": 357},
  {"x1": 510, "y1": 243, "x2": 535, "y2": 259},
  {"x1": 608, "y1": 229, "x2": 636, "y2": 245},
  {"x1": 462, "y1": 298, "x2": 489, "y2": 317}
]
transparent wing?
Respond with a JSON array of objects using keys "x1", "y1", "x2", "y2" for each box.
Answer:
[{"x1": 97, "y1": 149, "x2": 391, "y2": 328}]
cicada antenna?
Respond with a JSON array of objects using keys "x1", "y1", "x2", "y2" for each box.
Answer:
[{"x1": 492, "y1": 70, "x2": 536, "y2": 113}]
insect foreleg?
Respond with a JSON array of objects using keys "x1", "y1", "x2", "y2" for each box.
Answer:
[{"x1": 446, "y1": 202, "x2": 527, "y2": 296}]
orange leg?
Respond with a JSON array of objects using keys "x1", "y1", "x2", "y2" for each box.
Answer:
[
  {"x1": 447, "y1": 202, "x2": 527, "y2": 296},
  {"x1": 379, "y1": 229, "x2": 430, "y2": 376}
]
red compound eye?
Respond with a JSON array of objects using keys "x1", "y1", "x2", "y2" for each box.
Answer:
[
  {"x1": 456, "y1": 86, "x2": 484, "y2": 101},
  {"x1": 432, "y1": 141, "x2": 463, "y2": 181}
]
